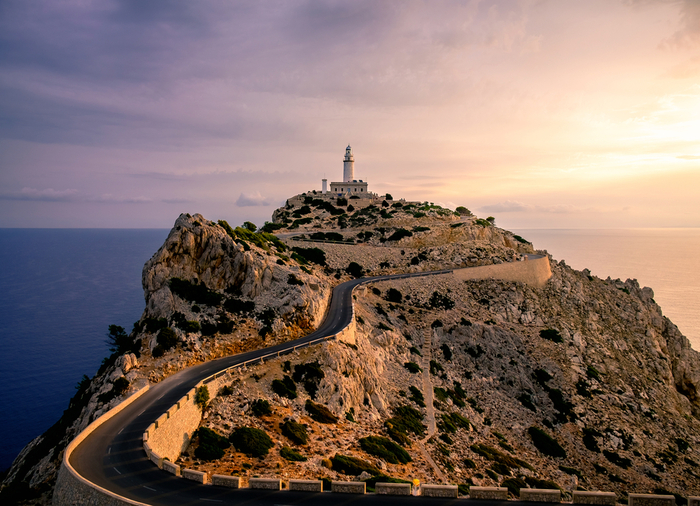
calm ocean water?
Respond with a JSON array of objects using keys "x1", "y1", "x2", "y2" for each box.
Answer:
[
  {"x1": 0, "y1": 229, "x2": 169, "y2": 472},
  {"x1": 0, "y1": 228, "x2": 698, "y2": 471}
]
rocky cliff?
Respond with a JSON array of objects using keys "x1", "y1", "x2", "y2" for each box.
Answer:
[{"x1": 2, "y1": 198, "x2": 699, "y2": 504}]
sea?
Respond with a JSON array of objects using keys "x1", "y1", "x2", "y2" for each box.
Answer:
[{"x1": 0, "y1": 228, "x2": 698, "y2": 472}]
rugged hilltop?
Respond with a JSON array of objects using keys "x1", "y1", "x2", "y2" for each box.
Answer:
[{"x1": 2, "y1": 195, "x2": 700, "y2": 504}]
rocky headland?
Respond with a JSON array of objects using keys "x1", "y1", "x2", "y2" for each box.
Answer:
[{"x1": 2, "y1": 195, "x2": 699, "y2": 504}]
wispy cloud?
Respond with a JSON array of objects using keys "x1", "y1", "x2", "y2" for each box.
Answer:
[
  {"x1": 0, "y1": 187, "x2": 79, "y2": 201},
  {"x1": 677, "y1": 155, "x2": 700, "y2": 160},
  {"x1": 236, "y1": 192, "x2": 271, "y2": 207},
  {"x1": 480, "y1": 200, "x2": 594, "y2": 214}
]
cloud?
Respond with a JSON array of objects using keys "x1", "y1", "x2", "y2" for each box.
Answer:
[
  {"x1": 236, "y1": 192, "x2": 271, "y2": 207},
  {"x1": 677, "y1": 155, "x2": 700, "y2": 160},
  {"x1": 0, "y1": 187, "x2": 79, "y2": 201},
  {"x1": 90, "y1": 194, "x2": 153, "y2": 203},
  {"x1": 479, "y1": 201, "x2": 591, "y2": 214}
]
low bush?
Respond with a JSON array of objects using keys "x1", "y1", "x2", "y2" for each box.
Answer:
[
  {"x1": 429, "y1": 360, "x2": 444, "y2": 375},
  {"x1": 471, "y1": 444, "x2": 534, "y2": 471},
  {"x1": 384, "y1": 405, "x2": 425, "y2": 443},
  {"x1": 305, "y1": 400, "x2": 338, "y2": 424},
  {"x1": 229, "y1": 427, "x2": 274, "y2": 457},
  {"x1": 331, "y1": 454, "x2": 380, "y2": 475},
  {"x1": 223, "y1": 297, "x2": 255, "y2": 314},
  {"x1": 439, "y1": 412, "x2": 471, "y2": 433},
  {"x1": 271, "y1": 376, "x2": 297, "y2": 399},
  {"x1": 293, "y1": 361, "x2": 325, "y2": 399},
  {"x1": 287, "y1": 274, "x2": 304, "y2": 286},
  {"x1": 409, "y1": 386, "x2": 425, "y2": 407},
  {"x1": 386, "y1": 288, "x2": 402, "y2": 303},
  {"x1": 157, "y1": 327, "x2": 178, "y2": 351},
  {"x1": 195, "y1": 385, "x2": 210, "y2": 410},
  {"x1": 346, "y1": 261, "x2": 364, "y2": 278},
  {"x1": 360, "y1": 436, "x2": 412, "y2": 464},
  {"x1": 251, "y1": 399, "x2": 272, "y2": 417},
  {"x1": 280, "y1": 446, "x2": 307, "y2": 462},
  {"x1": 291, "y1": 247, "x2": 327, "y2": 266},
  {"x1": 603, "y1": 450, "x2": 632, "y2": 469},
  {"x1": 169, "y1": 277, "x2": 223, "y2": 306},
  {"x1": 428, "y1": 291, "x2": 455, "y2": 310},
  {"x1": 404, "y1": 362, "x2": 422, "y2": 374},
  {"x1": 387, "y1": 229, "x2": 413, "y2": 241},
  {"x1": 281, "y1": 420, "x2": 308, "y2": 445},
  {"x1": 501, "y1": 477, "x2": 527, "y2": 497},
  {"x1": 540, "y1": 328, "x2": 563, "y2": 343},
  {"x1": 441, "y1": 344, "x2": 452, "y2": 361},
  {"x1": 528, "y1": 426, "x2": 567, "y2": 458}
]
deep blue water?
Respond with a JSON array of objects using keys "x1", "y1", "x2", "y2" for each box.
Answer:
[{"x1": 0, "y1": 229, "x2": 168, "y2": 471}]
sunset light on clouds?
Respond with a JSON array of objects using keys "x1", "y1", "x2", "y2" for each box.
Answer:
[{"x1": 0, "y1": 0, "x2": 698, "y2": 228}]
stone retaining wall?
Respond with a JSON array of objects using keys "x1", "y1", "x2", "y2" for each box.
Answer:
[
  {"x1": 421, "y1": 484, "x2": 458, "y2": 498},
  {"x1": 453, "y1": 254, "x2": 551, "y2": 288},
  {"x1": 375, "y1": 482, "x2": 411, "y2": 495},
  {"x1": 573, "y1": 491, "x2": 617, "y2": 505},
  {"x1": 520, "y1": 488, "x2": 561, "y2": 503},
  {"x1": 289, "y1": 479, "x2": 323, "y2": 492},
  {"x1": 332, "y1": 481, "x2": 366, "y2": 494},
  {"x1": 469, "y1": 486, "x2": 508, "y2": 500},
  {"x1": 629, "y1": 494, "x2": 676, "y2": 506}
]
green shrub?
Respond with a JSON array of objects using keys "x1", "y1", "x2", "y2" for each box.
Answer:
[
  {"x1": 409, "y1": 346, "x2": 422, "y2": 356},
  {"x1": 386, "y1": 288, "x2": 403, "y2": 303},
  {"x1": 359, "y1": 436, "x2": 412, "y2": 464},
  {"x1": 528, "y1": 426, "x2": 566, "y2": 458},
  {"x1": 223, "y1": 297, "x2": 255, "y2": 314},
  {"x1": 305, "y1": 400, "x2": 338, "y2": 424},
  {"x1": 586, "y1": 365, "x2": 602, "y2": 381},
  {"x1": 292, "y1": 247, "x2": 327, "y2": 266},
  {"x1": 441, "y1": 344, "x2": 452, "y2": 361},
  {"x1": 197, "y1": 427, "x2": 231, "y2": 450},
  {"x1": 271, "y1": 376, "x2": 297, "y2": 399},
  {"x1": 501, "y1": 477, "x2": 527, "y2": 497},
  {"x1": 112, "y1": 377, "x2": 129, "y2": 396},
  {"x1": 169, "y1": 277, "x2": 223, "y2": 306},
  {"x1": 539, "y1": 328, "x2": 563, "y2": 343},
  {"x1": 157, "y1": 327, "x2": 178, "y2": 351},
  {"x1": 408, "y1": 386, "x2": 425, "y2": 407},
  {"x1": 331, "y1": 454, "x2": 380, "y2": 475},
  {"x1": 346, "y1": 261, "x2": 364, "y2": 278},
  {"x1": 251, "y1": 399, "x2": 272, "y2": 417},
  {"x1": 470, "y1": 444, "x2": 534, "y2": 471},
  {"x1": 438, "y1": 412, "x2": 471, "y2": 433},
  {"x1": 384, "y1": 405, "x2": 425, "y2": 443},
  {"x1": 180, "y1": 320, "x2": 201, "y2": 333},
  {"x1": 404, "y1": 362, "x2": 422, "y2": 374},
  {"x1": 287, "y1": 273, "x2": 304, "y2": 286},
  {"x1": 152, "y1": 344, "x2": 164, "y2": 357},
  {"x1": 280, "y1": 446, "x2": 307, "y2": 462},
  {"x1": 387, "y1": 229, "x2": 413, "y2": 241},
  {"x1": 429, "y1": 360, "x2": 444, "y2": 375},
  {"x1": 195, "y1": 443, "x2": 224, "y2": 460},
  {"x1": 106, "y1": 325, "x2": 131, "y2": 354},
  {"x1": 455, "y1": 206, "x2": 471, "y2": 216},
  {"x1": 518, "y1": 393, "x2": 537, "y2": 412},
  {"x1": 195, "y1": 385, "x2": 210, "y2": 410},
  {"x1": 428, "y1": 291, "x2": 455, "y2": 310},
  {"x1": 281, "y1": 420, "x2": 308, "y2": 445},
  {"x1": 229, "y1": 427, "x2": 274, "y2": 457},
  {"x1": 292, "y1": 361, "x2": 325, "y2": 399}
]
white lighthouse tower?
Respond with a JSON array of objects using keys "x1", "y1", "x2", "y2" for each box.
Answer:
[{"x1": 343, "y1": 145, "x2": 354, "y2": 182}]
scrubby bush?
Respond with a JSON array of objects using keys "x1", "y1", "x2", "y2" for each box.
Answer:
[
  {"x1": 280, "y1": 446, "x2": 307, "y2": 462},
  {"x1": 293, "y1": 361, "x2": 325, "y2": 399},
  {"x1": 441, "y1": 344, "x2": 452, "y2": 361},
  {"x1": 331, "y1": 454, "x2": 380, "y2": 475},
  {"x1": 429, "y1": 360, "x2": 444, "y2": 375},
  {"x1": 384, "y1": 405, "x2": 425, "y2": 443},
  {"x1": 470, "y1": 444, "x2": 534, "y2": 472},
  {"x1": 428, "y1": 291, "x2": 455, "y2": 310},
  {"x1": 540, "y1": 328, "x2": 563, "y2": 343},
  {"x1": 112, "y1": 377, "x2": 129, "y2": 396},
  {"x1": 291, "y1": 247, "x2": 327, "y2": 266},
  {"x1": 287, "y1": 273, "x2": 304, "y2": 286},
  {"x1": 386, "y1": 288, "x2": 402, "y2": 303},
  {"x1": 195, "y1": 385, "x2": 210, "y2": 410},
  {"x1": 194, "y1": 427, "x2": 230, "y2": 461},
  {"x1": 229, "y1": 427, "x2": 274, "y2": 457},
  {"x1": 528, "y1": 426, "x2": 566, "y2": 458},
  {"x1": 501, "y1": 477, "x2": 527, "y2": 497},
  {"x1": 157, "y1": 327, "x2": 178, "y2": 351},
  {"x1": 387, "y1": 228, "x2": 413, "y2": 241},
  {"x1": 455, "y1": 206, "x2": 471, "y2": 216},
  {"x1": 305, "y1": 400, "x2": 338, "y2": 424},
  {"x1": 251, "y1": 399, "x2": 272, "y2": 417},
  {"x1": 404, "y1": 362, "x2": 422, "y2": 374},
  {"x1": 281, "y1": 420, "x2": 308, "y2": 445},
  {"x1": 271, "y1": 376, "x2": 297, "y2": 399},
  {"x1": 359, "y1": 436, "x2": 412, "y2": 464},
  {"x1": 223, "y1": 297, "x2": 255, "y2": 314},
  {"x1": 169, "y1": 277, "x2": 223, "y2": 306},
  {"x1": 346, "y1": 261, "x2": 364, "y2": 278},
  {"x1": 409, "y1": 385, "x2": 425, "y2": 407}
]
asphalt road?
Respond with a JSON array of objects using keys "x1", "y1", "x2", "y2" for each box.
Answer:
[{"x1": 69, "y1": 268, "x2": 460, "y2": 505}]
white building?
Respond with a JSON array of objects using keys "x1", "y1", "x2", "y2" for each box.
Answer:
[{"x1": 328, "y1": 145, "x2": 369, "y2": 196}]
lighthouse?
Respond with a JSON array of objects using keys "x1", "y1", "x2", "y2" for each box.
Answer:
[
  {"x1": 343, "y1": 145, "x2": 354, "y2": 182},
  {"x1": 326, "y1": 145, "x2": 369, "y2": 196}
]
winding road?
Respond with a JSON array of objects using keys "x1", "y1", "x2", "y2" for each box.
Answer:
[{"x1": 69, "y1": 268, "x2": 462, "y2": 505}]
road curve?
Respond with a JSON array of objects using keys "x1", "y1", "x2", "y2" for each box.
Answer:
[{"x1": 69, "y1": 268, "x2": 456, "y2": 506}]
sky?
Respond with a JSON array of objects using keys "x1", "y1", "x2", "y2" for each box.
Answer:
[{"x1": 0, "y1": 0, "x2": 699, "y2": 229}]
